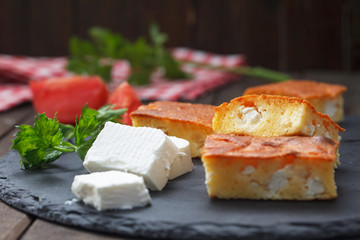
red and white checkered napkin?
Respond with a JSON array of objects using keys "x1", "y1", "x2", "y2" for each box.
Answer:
[{"x1": 0, "y1": 47, "x2": 246, "y2": 111}]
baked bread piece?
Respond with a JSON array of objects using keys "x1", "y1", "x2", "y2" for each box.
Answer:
[
  {"x1": 243, "y1": 80, "x2": 347, "y2": 122},
  {"x1": 213, "y1": 94, "x2": 344, "y2": 142},
  {"x1": 130, "y1": 101, "x2": 215, "y2": 158},
  {"x1": 202, "y1": 134, "x2": 339, "y2": 200}
]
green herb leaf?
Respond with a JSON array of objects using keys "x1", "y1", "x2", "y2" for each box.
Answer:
[
  {"x1": 74, "y1": 115, "x2": 99, "y2": 145},
  {"x1": 149, "y1": 23, "x2": 168, "y2": 47},
  {"x1": 96, "y1": 105, "x2": 127, "y2": 123},
  {"x1": 89, "y1": 27, "x2": 127, "y2": 59},
  {"x1": 74, "y1": 114, "x2": 100, "y2": 161},
  {"x1": 75, "y1": 133, "x2": 99, "y2": 161},
  {"x1": 59, "y1": 124, "x2": 75, "y2": 140},
  {"x1": 149, "y1": 23, "x2": 190, "y2": 80},
  {"x1": 67, "y1": 24, "x2": 189, "y2": 85},
  {"x1": 11, "y1": 105, "x2": 126, "y2": 169},
  {"x1": 162, "y1": 52, "x2": 191, "y2": 79},
  {"x1": 11, "y1": 114, "x2": 74, "y2": 169},
  {"x1": 74, "y1": 104, "x2": 126, "y2": 161}
]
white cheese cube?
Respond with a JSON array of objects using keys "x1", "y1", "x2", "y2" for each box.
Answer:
[
  {"x1": 83, "y1": 122, "x2": 178, "y2": 191},
  {"x1": 168, "y1": 136, "x2": 193, "y2": 180},
  {"x1": 71, "y1": 171, "x2": 151, "y2": 211}
]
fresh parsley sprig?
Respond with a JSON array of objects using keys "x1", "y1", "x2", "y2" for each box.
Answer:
[
  {"x1": 11, "y1": 105, "x2": 126, "y2": 169},
  {"x1": 67, "y1": 24, "x2": 189, "y2": 85}
]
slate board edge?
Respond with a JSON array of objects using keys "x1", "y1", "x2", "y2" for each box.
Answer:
[{"x1": 1, "y1": 151, "x2": 360, "y2": 240}]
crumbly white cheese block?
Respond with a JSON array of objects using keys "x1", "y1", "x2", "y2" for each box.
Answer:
[
  {"x1": 71, "y1": 171, "x2": 151, "y2": 211},
  {"x1": 83, "y1": 122, "x2": 178, "y2": 191},
  {"x1": 168, "y1": 136, "x2": 193, "y2": 180}
]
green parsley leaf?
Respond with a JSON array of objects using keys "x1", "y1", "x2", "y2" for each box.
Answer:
[
  {"x1": 11, "y1": 114, "x2": 71, "y2": 169},
  {"x1": 149, "y1": 23, "x2": 190, "y2": 80},
  {"x1": 75, "y1": 133, "x2": 99, "y2": 162},
  {"x1": 11, "y1": 104, "x2": 126, "y2": 169},
  {"x1": 149, "y1": 23, "x2": 168, "y2": 47},
  {"x1": 59, "y1": 123, "x2": 75, "y2": 140},
  {"x1": 74, "y1": 105, "x2": 127, "y2": 160},
  {"x1": 74, "y1": 114, "x2": 99, "y2": 146},
  {"x1": 95, "y1": 105, "x2": 127, "y2": 123},
  {"x1": 161, "y1": 52, "x2": 191, "y2": 79},
  {"x1": 67, "y1": 24, "x2": 189, "y2": 85},
  {"x1": 74, "y1": 114, "x2": 100, "y2": 161},
  {"x1": 89, "y1": 27, "x2": 127, "y2": 59}
]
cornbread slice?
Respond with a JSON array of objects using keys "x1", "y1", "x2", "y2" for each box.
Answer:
[
  {"x1": 202, "y1": 135, "x2": 339, "y2": 200},
  {"x1": 244, "y1": 80, "x2": 347, "y2": 122},
  {"x1": 213, "y1": 94, "x2": 344, "y2": 142},
  {"x1": 130, "y1": 101, "x2": 215, "y2": 158}
]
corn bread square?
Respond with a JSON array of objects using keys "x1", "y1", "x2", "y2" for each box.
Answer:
[
  {"x1": 244, "y1": 80, "x2": 347, "y2": 122},
  {"x1": 212, "y1": 94, "x2": 344, "y2": 142},
  {"x1": 130, "y1": 101, "x2": 215, "y2": 158},
  {"x1": 202, "y1": 134, "x2": 339, "y2": 200}
]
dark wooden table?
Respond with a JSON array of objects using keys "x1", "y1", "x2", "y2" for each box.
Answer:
[{"x1": 0, "y1": 71, "x2": 359, "y2": 240}]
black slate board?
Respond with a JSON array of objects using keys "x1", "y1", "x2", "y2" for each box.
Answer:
[{"x1": 1, "y1": 116, "x2": 360, "y2": 240}]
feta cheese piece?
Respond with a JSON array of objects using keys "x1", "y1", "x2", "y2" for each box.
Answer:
[
  {"x1": 325, "y1": 99, "x2": 337, "y2": 119},
  {"x1": 238, "y1": 106, "x2": 261, "y2": 125},
  {"x1": 306, "y1": 177, "x2": 325, "y2": 197},
  {"x1": 268, "y1": 165, "x2": 291, "y2": 195},
  {"x1": 242, "y1": 165, "x2": 255, "y2": 175},
  {"x1": 303, "y1": 123, "x2": 315, "y2": 136},
  {"x1": 168, "y1": 136, "x2": 193, "y2": 180},
  {"x1": 83, "y1": 122, "x2": 178, "y2": 191},
  {"x1": 71, "y1": 171, "x2": 151, "y2": 211}
]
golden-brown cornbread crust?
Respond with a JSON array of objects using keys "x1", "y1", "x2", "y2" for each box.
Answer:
[
  {"x1": 130, "y1": 101, "x2": 215, "y2": 127},
  {"x1": 130, "y1": 101, "x2": 215, "y2": 158},
  {"x1": 202, "y1": 134, "x2": 339, "y2": 162},
  {"x1": 243, "y1": 80, "x2": 347, "y2": 100},
  {"x1": 213, "y1": 94, "x2": 344, "y2": 141},
  {"x1": 201, "y1": 135, "x2": 338, "y2": 200}
]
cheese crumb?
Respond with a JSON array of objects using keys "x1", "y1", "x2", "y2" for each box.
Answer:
[
  {"x1": 268, "y1": 165, "x2": 292, "y2": 195},
  {"x1": 325, "y1": 99, "x2": 337, "y2": 119},
  {"x1": 242, "y1": 165, "x2": 255, "y2": 175},
  {"x1": 238, "y1": 106, "x2": 261, "y2": 125},
  {"x1": 306, "y1": 177, "x2": 325, "y2": 196}
]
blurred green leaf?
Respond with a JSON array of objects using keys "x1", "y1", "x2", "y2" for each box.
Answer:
[{"x1": 67, "y1": 24, "x2": 189, "y2": 85}]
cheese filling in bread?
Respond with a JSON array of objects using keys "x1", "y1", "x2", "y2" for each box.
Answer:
[
  {"x1": 307, "y1": 95, "x2": 344, "y2": 123},
  {"x1": 202, "y1": 134, "x2": 339, "y2": 200},
  {"x1": 130, "y1": 101, "x2": 215, "y2": 158},
  {"x1": 212, "y1": 94, "x2": 344, "y2": 142},
  {"x1": 243, "y1": 80, "x2": 347, "y2": 122}
]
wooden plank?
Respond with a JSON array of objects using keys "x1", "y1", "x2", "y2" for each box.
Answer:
[
  {"x1": 0, "y1": 103, "x2": 34, "y2": 139},
  {"x1": 28, "y1": 0, "x2": 72, "y2": 56},
  {"x1": 0, "y1": 109, "x2": 35, "y2": 240},
  {"x1": 0, "y1": 201, "x2": 33, "y2": 240},
  {"x1": 0, "y1": 0, "x2": 31, "y2": 55},
  {"x1": 193, "y1": 0, "x2": 280, "y2": 69},
  {"x1": 0, "y1": 107, "x2": 35, "y2": 158},
  {"x1": 74, "y1": 0, "x2": 189, "y2": 47},
  {"x1": 21, "y1": 219, "x2": 131, "y2": 240},
  {"x1": 345, "y1": 1, "x2": 360, "y2": 70},
  {"x1": 284, "y1": 0, "x2": 342, "y2": 70}
]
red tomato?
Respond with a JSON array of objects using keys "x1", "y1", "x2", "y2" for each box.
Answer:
[
  {"x1": 30, "y1": 76, "x2": 109, "y2": 124},
  {"x1": 108, "y1": 82, "x2": 142, "y2": 125}
]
